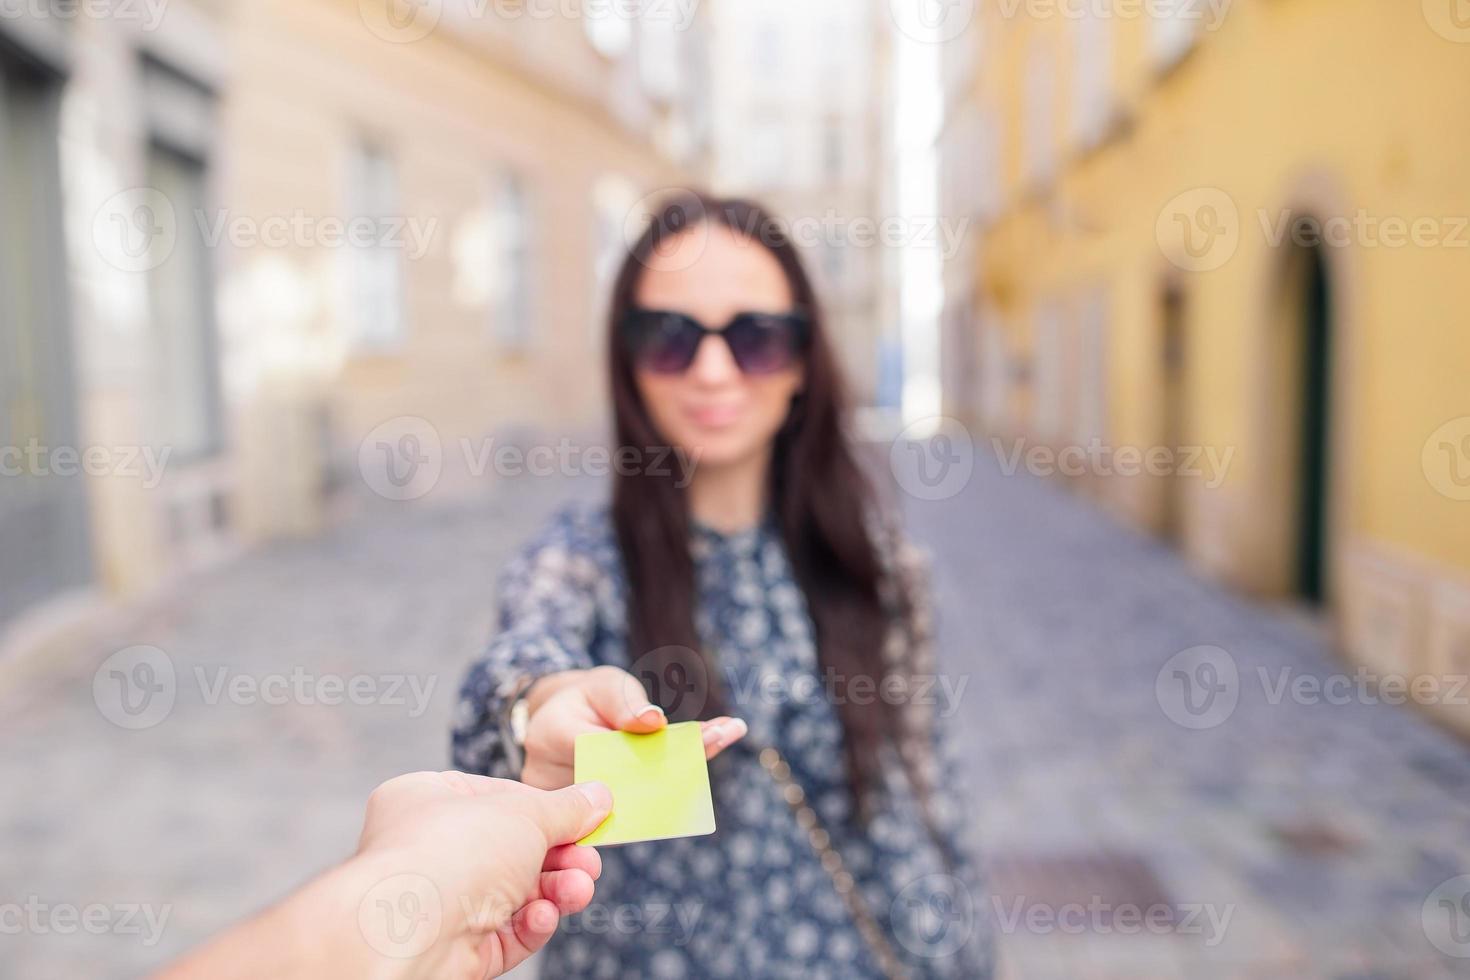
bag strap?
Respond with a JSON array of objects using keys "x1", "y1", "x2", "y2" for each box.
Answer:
[{"x1": 756, "y1": 745, "x2": 910, "y2": 980}]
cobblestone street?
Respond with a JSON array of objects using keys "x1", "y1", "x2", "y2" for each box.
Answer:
[{"x1": 4, "y1": 450, "x2": 1470, "y2": 979}]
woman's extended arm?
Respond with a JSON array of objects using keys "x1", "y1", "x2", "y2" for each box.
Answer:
[{"x1": 453, "y1": 510, "x2": 746, "y2": 789}]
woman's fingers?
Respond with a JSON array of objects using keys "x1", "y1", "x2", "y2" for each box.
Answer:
[
  {"x1": 582, "y1": 665, "x2": 668, "y2": 733},
  {"x1": 701, "y1": 716, "x2": 749, "y2": 759}
]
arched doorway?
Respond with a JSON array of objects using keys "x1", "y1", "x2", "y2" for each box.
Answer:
[
  {"x1": 1262, "y1": 234, "x2": 1337, "y2": 605},
  {"x1": 1293, "y1": 244, "x2": 1333, "y2": 603}
]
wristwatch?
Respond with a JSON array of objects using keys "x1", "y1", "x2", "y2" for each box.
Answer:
[{"x1": 498, "y1": 674, "x2": 541, "y2": 777}]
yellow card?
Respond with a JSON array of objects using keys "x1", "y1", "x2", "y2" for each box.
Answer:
[{"x1": 573, "y1": 721, "x2": 716, "y2": 847}]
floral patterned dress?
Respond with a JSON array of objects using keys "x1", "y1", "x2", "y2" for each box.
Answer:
[{"x1": 453, "y1": 503, "x2": 993, "y2": 979}]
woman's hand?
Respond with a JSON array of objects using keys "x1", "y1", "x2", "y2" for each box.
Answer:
[{"x1": 520, "y1": 665, "x2": 748, "y2": 791}]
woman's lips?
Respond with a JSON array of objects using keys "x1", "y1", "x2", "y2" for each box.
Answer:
[{"x1": 685, "y1": 402, "x2": 744, "y2": 429}]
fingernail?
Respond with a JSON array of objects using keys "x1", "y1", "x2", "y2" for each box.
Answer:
[
  {"x1": 638, "y1": 704, "x2": 666, "y2": 722},
  {"x1": 727, "y1": 718, "x2": 748, "y2": 739},
  {"x1": 574, "y1": 781, "x2": 612, "y2": 812}
]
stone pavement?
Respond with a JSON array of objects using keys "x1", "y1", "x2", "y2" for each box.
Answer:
[{"x1": 3, "y1": 450, "x2": 1469, "y2": 978}]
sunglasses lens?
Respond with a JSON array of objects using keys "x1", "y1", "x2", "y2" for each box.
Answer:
[
  {"x1": 625, "y1": 312, "x2": 701, "y2": 374},
  {"x1": 725, "y1": 315, "x2": 805, "y2": 374}
]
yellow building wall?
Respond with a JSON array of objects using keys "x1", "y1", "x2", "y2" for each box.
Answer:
[{"x1": 968, "y1": 0, "x2": 1470, "y2": 729}]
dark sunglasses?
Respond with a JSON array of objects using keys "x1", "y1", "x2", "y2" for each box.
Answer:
[{"x1": 620, "y1": 308, "x2": 811, "y2": 376}]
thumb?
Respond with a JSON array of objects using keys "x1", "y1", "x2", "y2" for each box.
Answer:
[{"x1": 521, "y1": 782, "x2": 614, "y2": 846}]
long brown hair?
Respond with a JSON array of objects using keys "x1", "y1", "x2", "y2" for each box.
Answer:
[{"x1": 608, "y1": 191, "x2": 906, "y2": 810}]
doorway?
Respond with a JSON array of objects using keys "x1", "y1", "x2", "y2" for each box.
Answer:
[
  {"x1": 1159, "y1": 284, "x2": 1188, "y2": 543},
  {"x1": 1292, "y1": 244, "x2": 1333, "y2": 604}
]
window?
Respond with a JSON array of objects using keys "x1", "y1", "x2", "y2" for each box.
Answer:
[
  {"x1": 489, "y1": 172, "x2": 532, "y2": 350},
  {"x1": 147, "y1": 142, "x2": 222, "y2": 460},
  {"x1": 346, "y1": 142, "x2": 406, "y2": 350},
  {"x1": 585, "y1": 0, "x2": 632, "y2": 58},
  {"x1": 592, "y1": 174, "x2": 638, "y2": 341},
  {"x1": 1022, "y1": 40, "x2": 1056, "y2": 188},
  {"x1": 1032, "y1": 302, "x2": 1066, "y2": 442},
  {"x1": 1072, "y1": 2, "x2": 1114, "y2": 148},
  {"x1": 0, "y1": 48, "x2": 91, "y2": 624},
  {"x1": 639, "y1": 12, "x2": 680, "y2": 101},
  {"x1": 746, "y1": 116, "x2": 785, "y2": 189},
  {"x1": 823, "y1": 117, "x2": 844, "y2": 181},
  {"x1": 1151, "y1": 0, "x2": 1199, "y2": 70},
  {"x1": 1075, "y1": 290, "x2": 1109, "y2": 448}
]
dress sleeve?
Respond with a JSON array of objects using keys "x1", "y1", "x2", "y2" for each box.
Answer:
[{"x1": 451, "y1": 510, "x2": 602, "y2": 778}]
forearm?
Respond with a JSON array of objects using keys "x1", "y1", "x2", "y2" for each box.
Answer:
[{"x1": 155, "y1": 856, "x2": 406, "y2": 980}]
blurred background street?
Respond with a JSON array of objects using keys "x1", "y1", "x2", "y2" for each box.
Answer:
[
  {"x1": 5, "y1": 454, "x2": 1470, "y2": 977},
  {"x1": 4, "y1": 0, "x2": 1470, "y2": 977}
]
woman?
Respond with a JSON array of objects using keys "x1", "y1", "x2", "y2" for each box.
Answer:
[{"x1": 453, "y1": 193, "x2": 991, "y2": 978}]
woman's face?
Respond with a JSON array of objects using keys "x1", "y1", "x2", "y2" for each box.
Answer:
[{"x1": 631, "y1": 223, "x2": 805, "y2": 471}]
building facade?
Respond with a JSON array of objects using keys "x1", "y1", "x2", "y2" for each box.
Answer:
[
  {"x1": 0, "y1": 0, "x2": 701, "y2": 640},
  {"x1": 940, "y1": 0, "x2": 1470, "y2": 733},
  {"x1": 706, "y1": 0, "x2": 892, "y2": 411}
]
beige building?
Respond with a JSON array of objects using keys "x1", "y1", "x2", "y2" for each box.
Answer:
[{"x1": 0, "y1": 0, "x2": 702, "y2": 642}]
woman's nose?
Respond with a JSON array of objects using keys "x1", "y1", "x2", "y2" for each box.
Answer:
[{"x1": 687, "y1": 332, "x2": 741, "y2": 385}]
